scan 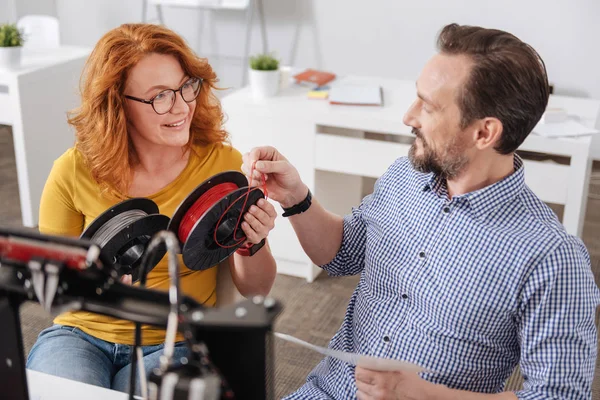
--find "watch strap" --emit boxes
[282,189,312,218]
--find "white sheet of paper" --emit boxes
[328,85,383,106]
[532,119,599,137]
[274,332,426,373]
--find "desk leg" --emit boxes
[10,58,85,228]
[308,265,322,282]
[563,150,592,237]
[9,79,32,227]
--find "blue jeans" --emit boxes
[26,325,190,394]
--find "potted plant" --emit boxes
[0,23,25,69]
[249,53,280,99]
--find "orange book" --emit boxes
[293,69,336,87]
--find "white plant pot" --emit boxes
[249,68,280,100]
[0,46,22,70]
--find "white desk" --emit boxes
[0,46,91,228]
[27,369,134,399]
[222,76,598,282]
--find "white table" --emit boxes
[0,46,91,228]
[222,76,599,282]
[27,369,135,399]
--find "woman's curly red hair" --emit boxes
[69,23,228,197]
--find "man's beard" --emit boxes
[408,128,469,180]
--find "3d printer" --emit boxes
[0,212,280,399]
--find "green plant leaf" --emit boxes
[249,53,280,71]
[0,23,25,47]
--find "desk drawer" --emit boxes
[315,133,411,178]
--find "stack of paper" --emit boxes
[328,85,383,106]
[532,119,599,138]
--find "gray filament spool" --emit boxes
[91,209,149,248]
[80,198,170,281]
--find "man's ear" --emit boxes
[473,117,503,150]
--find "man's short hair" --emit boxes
[437,23,550,154]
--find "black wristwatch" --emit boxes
[282,188,312,217]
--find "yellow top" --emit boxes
[39,143,243,345]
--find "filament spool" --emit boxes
[80,198,170,281]
[168,171,264,271]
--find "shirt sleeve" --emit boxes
[38,151,84,237]
[224,144,243,173]
[320,179,380,277]
[515,238,599,400]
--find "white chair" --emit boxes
[143,0,268,86]
[16,15,60,50]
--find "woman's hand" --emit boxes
[241,198,277,244]
[231,198,278,297]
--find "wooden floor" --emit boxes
[2,124,600,398]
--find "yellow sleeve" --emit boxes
[226,145,243,173]
[38,149,84,237]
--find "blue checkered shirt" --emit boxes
[285,155,599,399]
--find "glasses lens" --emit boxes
[181,78,201,102]
[153,90,175,114]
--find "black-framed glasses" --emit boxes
[124,77,203,115]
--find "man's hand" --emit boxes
[355,367,440,400]
[355,367,519,400]
[242,146,307,208]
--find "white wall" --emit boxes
[311,0,600,99]
[15,0,56,18]
[0,0,17,22]
[42,0,600,98]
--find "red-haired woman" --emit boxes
[26,23,277,393]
